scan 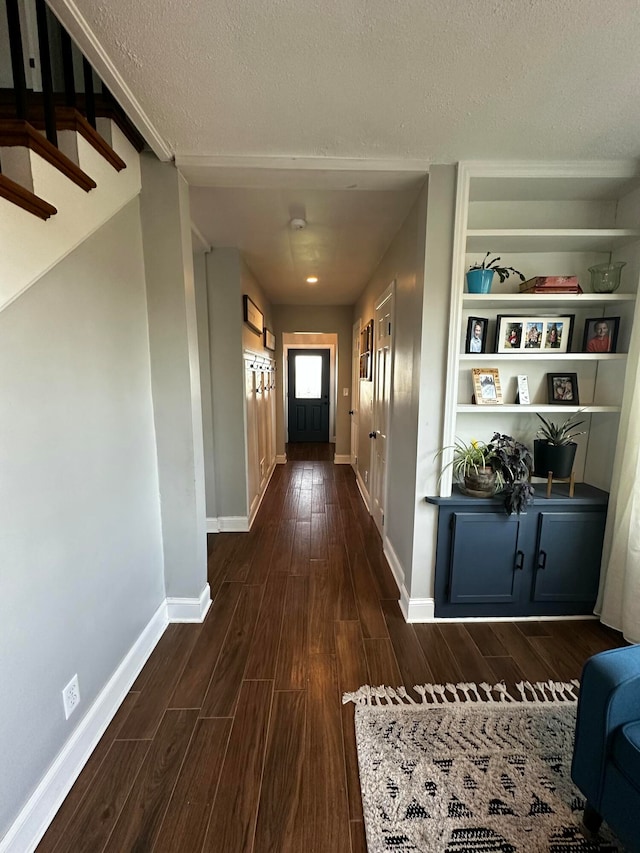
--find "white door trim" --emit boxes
[371,281,396,537]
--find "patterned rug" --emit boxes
[343,681,621,852]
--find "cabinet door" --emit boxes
[449,513,523,604]
[532,511,606,603]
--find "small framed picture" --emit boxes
[495,315,574,353]
[547,372,579,405]
[465,316,488,353]
[243,295,264,336]
[264,328,276,351]
[471,367,503,405]
[516,375,530,405]
[582,317,620,353]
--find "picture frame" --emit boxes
[516,374,530,405]
[359,351,372,380]
[471,367,503,405]
[581,316,620,354]
[465,316,488,354]
[360,319,374,354]
[495,315,574,354]
[264,328,276,351]
[547,372,579,405]
[243,295,264,336]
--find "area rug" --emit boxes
[343,681,621,852]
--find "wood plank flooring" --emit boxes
[37,444,626,852]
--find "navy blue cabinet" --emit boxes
[427,484,608,618]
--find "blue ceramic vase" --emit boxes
[466,268,494,294]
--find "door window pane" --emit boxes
[295,355,322,398]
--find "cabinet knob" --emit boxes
[349,410,354,415]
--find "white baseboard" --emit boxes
[405,596,436,623]
[355,470,371,512]
[383,536,405,598]
[433,614,600,623]
[1,602,169,853]
[333,454,351,464]
[275,454,287,464]
[206,517,220,533]
[166,584,211,623]
[218,516,249,532]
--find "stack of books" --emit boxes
[519,276,582,294]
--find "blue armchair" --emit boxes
[571,643,640,852]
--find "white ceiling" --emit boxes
[51,0,640,305]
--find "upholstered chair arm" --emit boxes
[571,644,640,808]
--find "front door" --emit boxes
[287,349,330,442]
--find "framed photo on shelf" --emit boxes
[547,372,579,405]
[465,316,488,354]
[243,295,264,336]
[495,315,574,354]
[516,374,530,405]
[471,367,503,405]
[263,328,276,351]
[582,316,620,354]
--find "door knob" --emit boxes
[349,410,354,415]
[369,431,377,439]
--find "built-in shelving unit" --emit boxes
[440,161,640,496]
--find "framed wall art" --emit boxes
[243,295,264,336]
[471,367,503,405]
[495,315,574,354]
[465,316,488,354]
[264,328,276,351]
[582,316,620,353]
[547,372,579,405]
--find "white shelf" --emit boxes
[459,353,627,362]
[463,293,636,309]
[456,404,621,414]
[466,229,640,253]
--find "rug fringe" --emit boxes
[342,679,580,706]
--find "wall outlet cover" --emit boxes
[62,674,81,719]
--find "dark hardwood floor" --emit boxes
[37,445,625,852]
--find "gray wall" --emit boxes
[272,304,353,457]
[0,200,165,838]
[140,156,207,599]
[353,180,430,590]
[205,249,273,519]
[194,251,217,519]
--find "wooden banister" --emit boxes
[0,173,57,219]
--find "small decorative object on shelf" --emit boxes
[547,372,579,405]
[465,317,488,353]
[471,367,502,404]
[582,316,620,353]
[466,253,525,294]
[495,315,574,353]
[516,375,530,404]
[588,261,626,293]
[534,411,586,481]
[519,276,582,294]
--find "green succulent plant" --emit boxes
[536,412,586,446]
[469,252,525,284]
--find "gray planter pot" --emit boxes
[533,440,577,479]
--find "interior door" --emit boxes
[287,349,330,442]
[371,286,394,535]
[350,320,360,470]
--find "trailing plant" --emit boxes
[535,411,586,446]
[487,432,535,515]
[469,252,525,284]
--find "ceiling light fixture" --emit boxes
[289,217,307,231]
[306,276,318,284]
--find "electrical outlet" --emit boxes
[62,674,80,719]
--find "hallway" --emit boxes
[36,456,624,852]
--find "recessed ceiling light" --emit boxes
[306,276,318,284]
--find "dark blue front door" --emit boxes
[287,349,330,442]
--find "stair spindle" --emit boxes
[83,58,96,128]
[5,0,28,119]
[34,0,57,145]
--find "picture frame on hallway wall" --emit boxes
[243,295,264,336]
[264,328,276,351]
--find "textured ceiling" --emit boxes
[49,0,640,304]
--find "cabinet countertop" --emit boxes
[426,482,609,507]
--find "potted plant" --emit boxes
[436,438,497,497]
[533,412,586,479]
[467,252,526,294]
[487,432,535,515]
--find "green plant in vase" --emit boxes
[534,412,586,479]
[436,438,497,497]
[487,432,535,515]
[466,252,526,294]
